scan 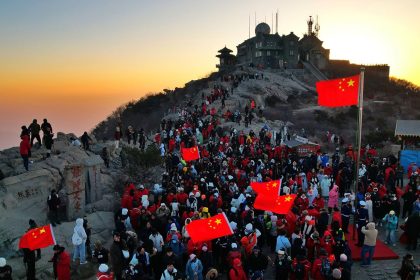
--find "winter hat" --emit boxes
[99,263,109,273]
[231,243,238,249]
[121,208,128,215]
[305,215,312,221]
[229,221,238,231]
[160,203,166,207]
[230,207,237,213]
[389,210,395,215]
[170,223,177,231]
[332,268,342,279]
[340,254,348,262]
[277,250,285,255]
[202,245,208,252]
[245,223,253,234]
[189,254,196,260]
[342,198,349,203]
[359,201,366,206]
[0,258,6,267]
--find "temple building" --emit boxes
[217,17,330,70]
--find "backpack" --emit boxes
[320,258,332,278]
[294,262,305,280]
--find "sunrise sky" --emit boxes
[1,0,419,149]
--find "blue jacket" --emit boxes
[186,258,203,280]
[382,214,398,230]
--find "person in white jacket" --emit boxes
[72,218,88,264]
[161,263,179,280]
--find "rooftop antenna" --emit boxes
[271,13,274,34]
[248,14,250,39]
[276,10,278,33]
[315,15,320,37]
[307,15,313,35]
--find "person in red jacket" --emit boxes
[51,245,71,280]
[229,258,247,280]
[96,263,114,280]
[20,134,31,171]
[291,254,311,280]
[311,249,331,280]
[320,231,335,256]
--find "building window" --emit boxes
[255,51,262,57]
[290,41,294,46]
[255,42,262,48]
[289,50,294,56]
[267,51,271,56]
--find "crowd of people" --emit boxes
[19,118,54,170]
[98,83,420,280]
[6,78,420,280]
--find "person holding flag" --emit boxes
[19,222,56,280]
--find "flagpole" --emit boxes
[353,68,364,241]
[354,68,365,194]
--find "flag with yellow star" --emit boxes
[251,179,282,195]
[316,74,360,107]
[186,213,233,243]
[19,224,56,250]
[181,146,200,161]
[253,194,297,215]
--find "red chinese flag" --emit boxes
[19,224,56,250]
[316,75,359,107]
[181,146,200,161]
[253,194,297,215]
[251,179,282,195]
[186,213,233,243]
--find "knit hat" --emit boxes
[170,223,177,231]
[121,208,128,215]
[389,210,395,215]
[230,207,237,213]
[231,243,238,249]
[332,268,342,279]
[359,201,366,206]
[340,253,348,262]
[342,198,349,203]
[0,258,6,268]
[230,221,237,231]
[189,254,196,260]
[99,263,109,273]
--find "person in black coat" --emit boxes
[23,248,36,280]
[275,250,291,280]
[80,132,92,150]
[199,244,214,276]
[398,254,420,280]
[247,247,268,276]
[47,189,61,226]
[405,212,420,250]
[402,188,416,218]
[0,257,13,280]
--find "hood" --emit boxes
[332,185,338,192]
[75,218,84,227]
[366,222,376,230]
